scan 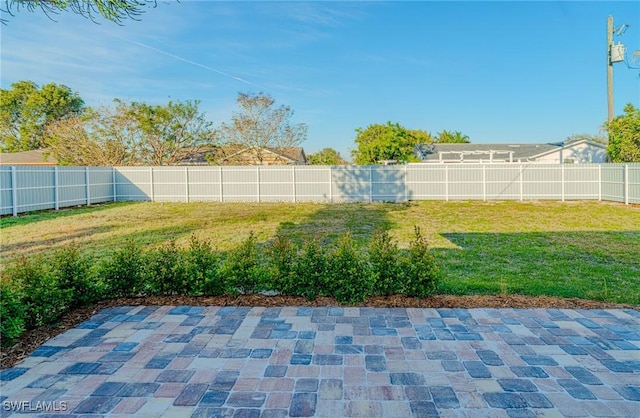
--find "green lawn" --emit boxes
[1,200,639,305]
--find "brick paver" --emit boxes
[0,306,638,417]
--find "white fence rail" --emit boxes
[1,164,639,216]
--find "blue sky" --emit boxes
[1,1,639,159]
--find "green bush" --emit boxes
[400,226,440,297]
[52,243,101,307]
[292,239,328,300]
[186,235,224,296]
[325,233,372,304]
[369,228,404,296]
[7,255,70,328]
[101,240,146,298]
[267,233,297,295]
[145,240,190,296]
[222,232,267,295]
[0,278,25,345]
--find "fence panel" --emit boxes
[564,165,600,200]
[115,167,152,201]
[88,167,117,204]
[187,167,222,201]
[371,166,406,201]
[220,166,259,202]
[294,166,331,201]
[406,165,447,200]
[601,165,625,203]
[486,165,521,200]
[331,167,371,202]
[629,165,640,204]
[58,167,88,207]
[0,167,14,215]
[2,163,639,216]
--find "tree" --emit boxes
[126,99,215,165]
[44,99,215,166]
[217,92,307,164]
[351,122,433,165]
[1,0,157,24]
[307,147,348,165]
[436,130,470,143]
[606,103,640,163]
[44,103,141,166]
[0,81,84,152]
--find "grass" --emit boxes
[1,200,639,305]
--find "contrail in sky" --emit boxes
[132,41,268,90]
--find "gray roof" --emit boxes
[0,149,58,165]
[414,143,562,162]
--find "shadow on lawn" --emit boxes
[434,231,640,306]
[273,202,410,246]
[0,201,137,228]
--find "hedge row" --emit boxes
[0,228,439,345]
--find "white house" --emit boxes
[413,139,608,164]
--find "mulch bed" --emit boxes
[1,294,637,370]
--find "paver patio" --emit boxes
[1,306,639,417]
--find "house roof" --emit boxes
[0,149,58,165]
[414,140,605,162]
[208,145,307,165]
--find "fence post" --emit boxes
[54,166,60,210]
[561,164,565,202]
[292,165,297,202]
[404,165,408,202]
[112,168,117,202]
[369,166,373,202]
[598,165,602,201]
[219,166,224,202]
[11,166,17,216]
[482,164,486,201]
[625,164,629,205]
[85,167,91,206]
[445,165,449,202]
[329,166,333,203]
[185,167,190,203]
[519,165,523,201]
[257,166,261,202]
[149,167,154,202]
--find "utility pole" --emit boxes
[607,15,614,123]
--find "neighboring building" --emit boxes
[187,146,308,166]
[413,140,607,164]
[0,149,58,165]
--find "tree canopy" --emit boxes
[217,92,307,164]
[606,103,640,163]
[45,99,215,166]
[307,147,348,165]
[1,81,85,152]
[351,122,432,165]
[435,130,470,144]
[1,0,157,24]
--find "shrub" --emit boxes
[0,278,25,345]
[6,255,70,328]
[222,232,267,295]
[100,240,146,298]
[292,239,328,300]
[186,235,223,296]
[267,233,297,295]
[145,240,190,296]
[400,226,440,297]
[368,228,404,296]
[325,232,372,304]
[52,243,101,307]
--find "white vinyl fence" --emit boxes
[1,164,639,216]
